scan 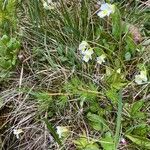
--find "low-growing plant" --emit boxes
[0,35,20,81]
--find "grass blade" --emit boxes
[114,90,123,149]
[43,118,62,146]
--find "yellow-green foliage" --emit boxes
[0,35,20,80]
[0,0,17,33]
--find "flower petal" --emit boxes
[140,71,147,82]
[97,10,108,18]
[100,3,110,11]
[83,55,91,62]
[79,41,89,52]
[97,54,106,64]
[135,75,143,85]
[84,49,93,55]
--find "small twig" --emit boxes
[48,93,71,96]
[78,87,101,95]
[48,87,102,96]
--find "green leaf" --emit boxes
[106,88,118,103]
[0,35,9,44]
[114,90,123,149]
[100,132,114,150]
[130,100,145,119]
[111,7,122,40]
[43,118,62,146]
[84,144,99,150]
[131,100,144,115]
[74,133,99,150]
[125,52,131,61]
[126,134,150,149]
[125,35,136,54]
[87,112,109,131]
[132,124,150,136]
[106,71,126,90]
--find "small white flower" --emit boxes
[82,49,94,62]
[79,41,89,54]
[83,54,92,62]
[97,3,115,18]
[97,54,106,64]
[135,71,148,85]
[13,129,23,139]
[83,48,94,56]
[47,0,52,4]
[56,126,69,138]
[43,2,49,10]
[43,1,54,10]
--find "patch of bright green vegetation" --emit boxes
[0,35,20,81]
[0,0,18,34]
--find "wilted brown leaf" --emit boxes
[129,25,142,44]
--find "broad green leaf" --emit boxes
[100,132,114,150]
[126,134,150,149]
[130,100,145,119]
[132,112,146,119]
[84,144,99,150]
[131,100,144,115]
[87,112,109,131]
[132,124,150,136]
[106,71,126,90]
[106,88,118,103]
[125,35,136,54]
[74,133,98,150]
[111,7,122,40]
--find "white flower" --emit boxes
[78,41,94,63]
[43,2,49,10]
[82,49,94,62]
[47,0,52,4]
[83,48,94,56]
[79,41,89,54]
[43,1,54,10]
[56,126,69,138]
[83,55,92,62]
[97,3,115,18]
[135,71,148,85]
[13,129,23,139]
[97,54,106,64]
